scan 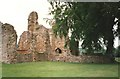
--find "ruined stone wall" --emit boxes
[17,11,51,62]
[17,52,47,63]
[0,22,3,62]
[1,23,17,64]
[17,11,70,62]
[33,25,50,53]
[0,11,113,64]
[48,29,70,59]
[18,31,31,51]
[17,27,50,62]
[28,11,38,33]
[49,55,114,63]
[17,53,33,63]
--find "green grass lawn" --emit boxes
[2,61,119,77]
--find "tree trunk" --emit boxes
[105,16,115,63]
[106,34,114,55]
[70,40,79,56]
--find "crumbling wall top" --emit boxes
[28,11,38,32]
[28,11,38,21]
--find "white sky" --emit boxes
[0,0,52,42]
[0,0,119,47]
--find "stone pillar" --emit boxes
[28,11,39,61]
[30,33,37,61]
[28,11,38,33]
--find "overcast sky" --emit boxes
[0,0,52,42]
[0,0,119,47]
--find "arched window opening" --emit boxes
[55,48,62,54]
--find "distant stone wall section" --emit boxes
[49,55,114,63]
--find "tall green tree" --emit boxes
[49,2,120,56]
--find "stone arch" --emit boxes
[55,48,62,54]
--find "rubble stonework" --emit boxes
[49,55,114,63]
[48,29,70,58]
[1,23,17,63]
[28,11,39,33]
[0,22,3,62]
[17,11,51,62]
[17,11,70,62]
[17,31,31,51]
[0,11,114,64]
[17,11,69,62]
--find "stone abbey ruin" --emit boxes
[0,11,113,64]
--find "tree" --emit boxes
[49,2,120,56]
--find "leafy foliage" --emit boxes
[49,2,120,55]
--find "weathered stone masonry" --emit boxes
[1,23,17,63]
[0,11,114,64]
[16,11,70,63]
[0,22,3,62]
[17,11,51,62]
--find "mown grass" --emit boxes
[2,61,119,77]
[0,63,2,78]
